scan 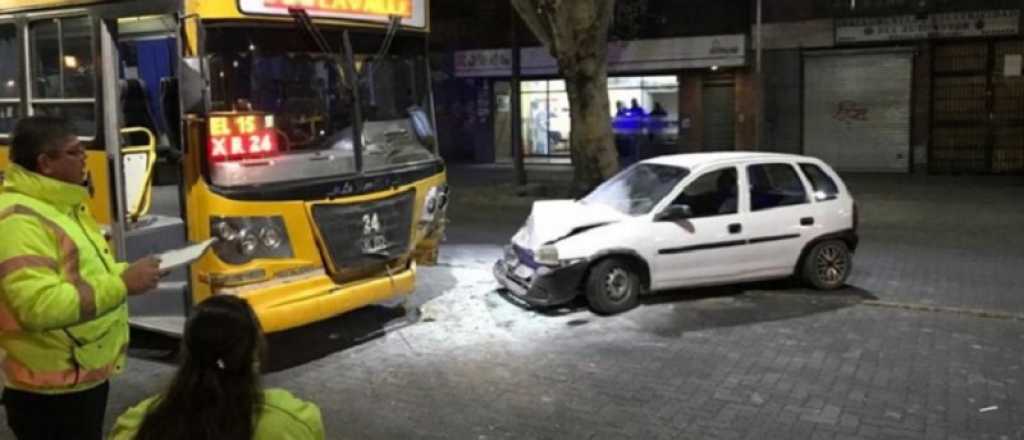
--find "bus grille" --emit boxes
[311,191,414,277]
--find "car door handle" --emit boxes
[728,223,742,234]
[801,217,815,226]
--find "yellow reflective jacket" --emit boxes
[0,164,130,394]
[109,388,325,440]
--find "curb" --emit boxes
[861,300,1024,322]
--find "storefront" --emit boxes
[449,34,749,164]
[755,8,1022,174]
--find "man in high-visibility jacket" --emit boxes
[0,116,162,440]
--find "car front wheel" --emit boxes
[802,239,852,290]
[585,258,641,314]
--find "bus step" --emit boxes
[129,315,186,337]
[124,215,186,261]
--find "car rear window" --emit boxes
[799,163,840,201]
[748,163,809,211]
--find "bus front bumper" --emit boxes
[216,263,417,333]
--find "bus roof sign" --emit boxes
[239,0,426,28]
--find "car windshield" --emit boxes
[582,163,690,216]
[205,26,437,185]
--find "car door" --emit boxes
[742,162,818,278]
[650,166,750,289]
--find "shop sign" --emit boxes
[453,34,746,78]
[454,49,513,77]
[836,9,1019,44]
[239,0,426,28]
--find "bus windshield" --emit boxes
[205,26,437,187]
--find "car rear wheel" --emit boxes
[802,239,852,290]
[585,258,641,314]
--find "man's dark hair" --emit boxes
[10,116,77,172]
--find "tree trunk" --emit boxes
[510,0,620,195]
[565,71,618,194]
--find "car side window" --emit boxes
[672,168,738,218]
[747,163,808,211]
[799,163,840,201]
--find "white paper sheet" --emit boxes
[158,239,216,271]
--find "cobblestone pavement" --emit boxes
[2,172,1023,439]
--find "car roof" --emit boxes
[641,151,819,171]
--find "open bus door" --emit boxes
[94,5,191,336]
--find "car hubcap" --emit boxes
[605,268,631,301]
[816,244,848,285]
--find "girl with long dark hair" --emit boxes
[109,296,324,440]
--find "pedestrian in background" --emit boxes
[0,116,162,440]
[110,295,324,440]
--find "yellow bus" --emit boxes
[0,0,447,334]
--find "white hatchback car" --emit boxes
[494,152,858,314]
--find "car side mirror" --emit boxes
[655,204,693,221]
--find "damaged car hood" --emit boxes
[512,200,626,249]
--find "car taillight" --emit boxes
[207,113,279,163]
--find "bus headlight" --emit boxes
[239,230,260,257]
[420,184,449,225]
[214,221,239,242]
[259,226,284,249]
[211,216,292,264]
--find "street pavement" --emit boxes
[2,168,1024,439]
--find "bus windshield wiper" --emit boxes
[288,8,364,172]
[288,8,350,90]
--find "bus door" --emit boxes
[96,7,191,335]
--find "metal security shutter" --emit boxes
[804,49,913,172]
[703,74,735,150]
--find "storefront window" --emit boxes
[519,75,680,158]
[521,80,571,156]
[610,75,680,152]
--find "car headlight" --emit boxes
[535,245,560,266]
[210,216,293,264]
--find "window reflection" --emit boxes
[62,17,94,98]
[0,24,18,99]
[0,103,19,134]
[27,17,96,138]
[34,104,95,137]
[583,163,690,216]
[30,19,60,99]
[0,24,19,136]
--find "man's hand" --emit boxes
[121,256,162,295]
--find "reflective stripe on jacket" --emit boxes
[0,164,130,394]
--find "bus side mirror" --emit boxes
[408,105,436,148]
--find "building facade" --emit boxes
[431,0,1024,174]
